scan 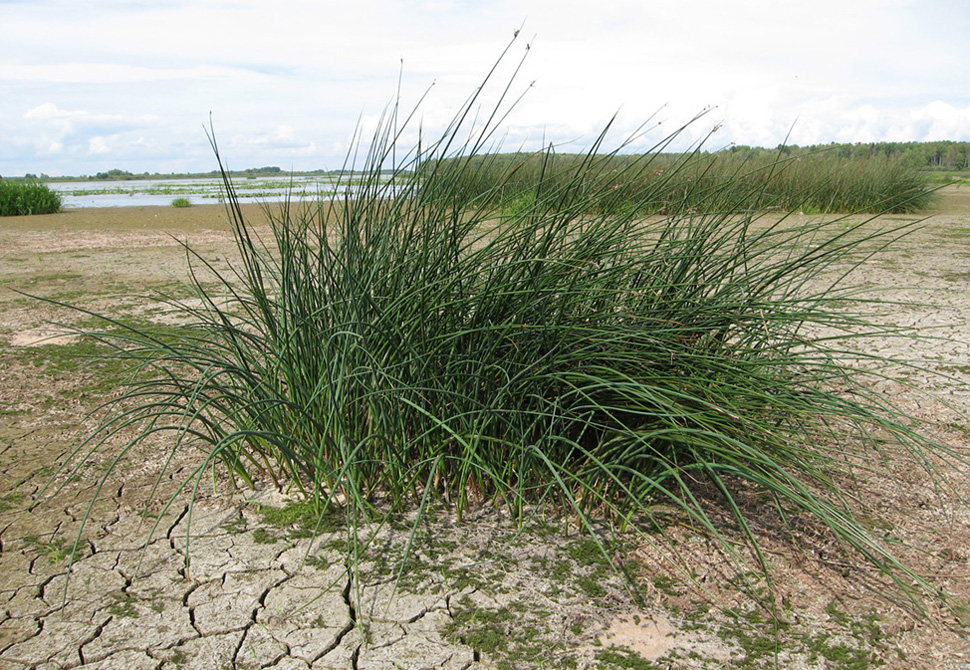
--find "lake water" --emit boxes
[49,175,348,208]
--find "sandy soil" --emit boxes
[1,191,970,669]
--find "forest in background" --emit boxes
[726,139,970,171]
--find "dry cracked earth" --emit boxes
[2,190,970,669]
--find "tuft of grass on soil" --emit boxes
[171,197,192,208]
[21,535,71,565]
[36,36,968,616]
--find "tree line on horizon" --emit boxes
[6,140,970,182]
[726,139,970,171]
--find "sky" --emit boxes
[2,0,969,177]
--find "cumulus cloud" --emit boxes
[22,103,160,140]
[776,100,970,148]
[241,125,315,151]
[88,137,111,154]
[23,102,86,121]
[909,100,970,140]
[2,0,968,175]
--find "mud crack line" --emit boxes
[312,567,357,664]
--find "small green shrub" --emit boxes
[171,197,192,208]
[0,180,61,216]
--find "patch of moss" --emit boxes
[705,600,885,670]
[528,517,565,538]
[444,594,564,669]
[0,492,24,514]
[445,597,513,655]
[21,337,117,373]
[220,515,248,534]
[31,464,57,479]
[576,575,607,598]
[938,363,970,376]
[718,621,780,666]
[169,649,188,667]
[825,599,852,627]
[440,557,510,594]
[566,537,611,570]
[363,542,438,592]
[812,638,875,670]
[12,336,139,402]
[258,499,340,537]
[251,528,279,544]
[306,554,331,571]
[107,593,140,619]
[595,648,660,669]
[651,574,680,597]
[22,535,71,565]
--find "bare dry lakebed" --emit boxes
[3,188,970,669]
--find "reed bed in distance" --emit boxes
[429,147,932,218]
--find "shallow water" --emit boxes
[49,175,344,208]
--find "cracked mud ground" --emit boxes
[2,192,970,669]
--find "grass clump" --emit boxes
[43,39,965,611]
[0,179,61,215]
[171,196,193,207]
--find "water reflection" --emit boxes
[49,175,347,209]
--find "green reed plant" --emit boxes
[43,41,963,609]
[0,179,61,215]
[171,197,193,208]
[745,152,934,213]
[430,146,932,216]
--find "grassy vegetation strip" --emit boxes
[0,179,61,216]
[426,149,932,216]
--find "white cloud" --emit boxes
[23,102,86,121]
[1,0,968,175]
[2,63,247,84]
[22,103,160,138]
[22,102,119,141]
[837,105,884,144]
[910,101,970,140]
[88,137,111,154]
